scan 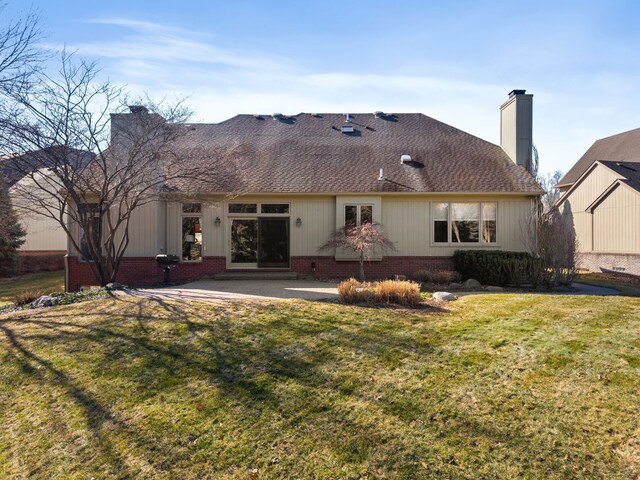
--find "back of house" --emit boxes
[67,90,542,290]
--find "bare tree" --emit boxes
[319,223,397,281]
[0,3,42,94]
[2,53,214,286]
[537,170,564,212]
[524,205,580,288]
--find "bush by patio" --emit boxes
[338,278,422,306]
[453,250,539,287]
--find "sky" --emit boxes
[11,0,640,175]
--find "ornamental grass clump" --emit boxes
[12,289,44,306]
[337,278,373,304]
[374,279,422,306]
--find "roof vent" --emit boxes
[374,111,385,118]
[340,125,354,133]
[272,113,284,120]
[378,168,385,181]
[345,113,352,123]
[400,154,412,164]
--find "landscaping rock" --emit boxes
[33,295,57,308]
[463,278,482,289]
[433,291,457,301]
[448,282,463,290]
[105,282,123,291]
[485,285,504,292]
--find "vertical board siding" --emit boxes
[383,197,534,256]
[18,214,67,251]
[560,164,626,253]
[593,186,640,253]
[122,201,162,256]
[291,197,335,256]
[116,195,537,259]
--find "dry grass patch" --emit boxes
[1,294,640,479]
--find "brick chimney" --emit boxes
[500,89,533,173]
[109,106,166,162]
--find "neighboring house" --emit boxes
[67,90,542,290]
[2,147,93,273]
[556,128,640,275]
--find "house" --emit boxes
[66,90,542,290]
[2,147,94,273]
[556,128,640,275]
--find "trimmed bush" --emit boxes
[453,250,540,287]
[374,280,422,306]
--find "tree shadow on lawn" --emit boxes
[0,296,619,478]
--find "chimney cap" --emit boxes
[129,105,148,114]
[508,89,527,97]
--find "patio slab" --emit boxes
[129,279,340,302]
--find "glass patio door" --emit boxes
[231,219,258,267]
[258,218,290,268]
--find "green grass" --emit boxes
[1,294,640,479]
[0,270,65,307]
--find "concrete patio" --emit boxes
[129,279,341,302]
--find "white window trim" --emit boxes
[227,202,291,216]
[431,202,499,246]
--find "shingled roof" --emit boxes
[558,127,640,188]
[1,147,95,187]
[599,160,640,194]
[165,113,542,195]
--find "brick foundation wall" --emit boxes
[18,251,66,273]
[67,255,456,291]
[579,252,640,276]
[67,256,227,291]
[291,256,454,279]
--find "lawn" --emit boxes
[0,270,65,307]
[1,294,639,479]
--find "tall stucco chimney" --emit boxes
[500,89,533,172]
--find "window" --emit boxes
[433,202,497,244]
[261,204,289,214]
[229,203,257,214]
[433,203,448,243]
[78,203,100,261]
[228,203,290,215]
[451,203,479,243]
[182,203,202,214]
[182,203,202,261]
[345,205,372,227]
[482,203,497,243]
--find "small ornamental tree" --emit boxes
[319,222,396,281]
[0,173,25,275]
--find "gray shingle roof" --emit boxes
[599,160,640,193]
[165,113,542,195]
[559,127,640,187]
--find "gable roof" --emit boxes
[164,113,542,195]
[558,127,640,188]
